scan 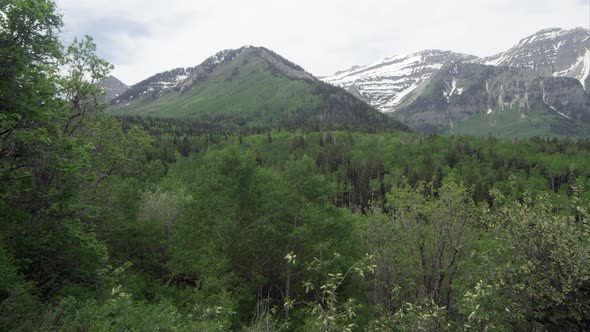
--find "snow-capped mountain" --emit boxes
[391,28,590,137]
[477,28,590,89]
[113,47,258,103]
[108,45,406,131]
[325,27,590,115]
[113,67,194,103]
[323,50,477,113]
[112,46,315,104]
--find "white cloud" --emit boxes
[56,0,589,85]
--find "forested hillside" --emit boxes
[107,46,407,133]
[1,1,589,331]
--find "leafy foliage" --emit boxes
[1,1,590,330]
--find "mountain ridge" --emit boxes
[96,76,128,102]
[102,27,590,137]
[322,26,590,137]
[323,50,477,113]
[394,61,590,137]
[476,27,590,89]
[324,27,590,114]
[108,45,409,132]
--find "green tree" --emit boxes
[0,246,42,331]
[477,187,590,329]
[364,179,476,317]
[0,0,133,306]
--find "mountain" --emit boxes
[321,27,590,137]
[323,50,477,113]
[324,27,590,115]
[96,76,128,102]
[391,27,590,137]
[110,46,408,132]
[395,62,590,137]
[477,28,590,90]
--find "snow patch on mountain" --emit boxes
[444,78,458,102]
[323,50,476,112]
[579,49,590,89]
[478,28,590,87]
[325,28,589,115]
[542,86,572,120]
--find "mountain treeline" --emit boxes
[1,1,589,331]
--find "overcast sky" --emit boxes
[57,0,589,85]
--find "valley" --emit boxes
[2,0,590,330]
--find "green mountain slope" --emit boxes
[111,47,408,132]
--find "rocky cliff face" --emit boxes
[322,27,590,137]
[323,50,477,113]
[96,76,128,102]
[395,62,590,136]
[477,28,590,90]
[324,28,590,123]
[324,28,590,135]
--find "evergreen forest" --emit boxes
[1,1,589,331]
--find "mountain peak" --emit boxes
[322,27,590,137]
[534,27,563,35]
[515,27,570,46]
[108,46,406,132]
[478,27,590,86]
[531,27,589,36]
[515,27,590,48]
[110,46,317,104]
[96,76,128,101]
[323,49,476,112]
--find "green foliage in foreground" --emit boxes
[1,1,590,331]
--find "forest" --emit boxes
[1,1,589,331]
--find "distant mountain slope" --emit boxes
[394,62,590,137]
[324,27,590,114]
[323,50,477,113]
[476,28,590,89]
[96,76,128,102]
[110,46,408,132]
[320,27,590,137]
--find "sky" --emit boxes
[56,0,590,85]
